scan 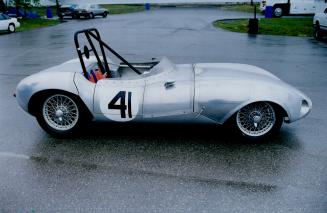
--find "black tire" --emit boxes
[89,13,94,19]
[314,23,323,40]
[273,6,283,18]
[103,12,108,18]
[35,92,90,137]
[232,102,283,140]
[8,24,15,33]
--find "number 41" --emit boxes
[108,91,132,118]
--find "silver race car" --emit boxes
[15,29,312,139]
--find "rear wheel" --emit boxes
[35,93,88,137]
[103,12,108,18]
[273,6,283,17]
[89,13,94,19]
[8,24,15,33]
[234,102,283,140]
[314,22,323,40]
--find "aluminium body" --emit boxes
[15,28,312,139]
[16,57,311,125]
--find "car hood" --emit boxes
[194,63,280,82]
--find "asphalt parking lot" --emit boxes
[0,7,327,212]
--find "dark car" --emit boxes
[58,4,78,19]
[72,4,108,19]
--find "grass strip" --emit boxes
[214,18,313,37]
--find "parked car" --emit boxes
[72,4,108,19]
[0,13,20,33]
[15,29,312,140]
[260,0,316,17]
[58,4,78,19]
[314,7,327,40]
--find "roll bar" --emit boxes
[74,28,142,78]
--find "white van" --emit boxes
[313,0,327,40]
[260,0,316,17]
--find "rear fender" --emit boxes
[16,72,78,113]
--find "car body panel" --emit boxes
[16,71,78,112]
[73,72,95,115]
[143,64,194,118]
[94,78,145,122]
[193,63,311,124]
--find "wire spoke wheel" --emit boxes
[236,102,276,137]
[42,94,79,131]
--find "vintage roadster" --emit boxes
[15,29,312,139]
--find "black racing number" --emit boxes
[108,91,132,118]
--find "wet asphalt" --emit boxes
[0,7,327,212]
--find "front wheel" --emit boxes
[103,12,108,18]
[235,102,283,140]
[36,93,87,137]
[8,24,15,33]
[89,13,94,19]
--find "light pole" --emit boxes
[248,2,258,34]
[55,0,60,18]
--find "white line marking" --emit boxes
[0,152,30,160]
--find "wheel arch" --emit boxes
[28,89,93,120]
[222,100,290,124]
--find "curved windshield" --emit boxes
[143,57,176,77]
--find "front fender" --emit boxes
[221,83,312,124]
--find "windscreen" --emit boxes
[146,57,176,76]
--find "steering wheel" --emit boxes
[96,62,110,78]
